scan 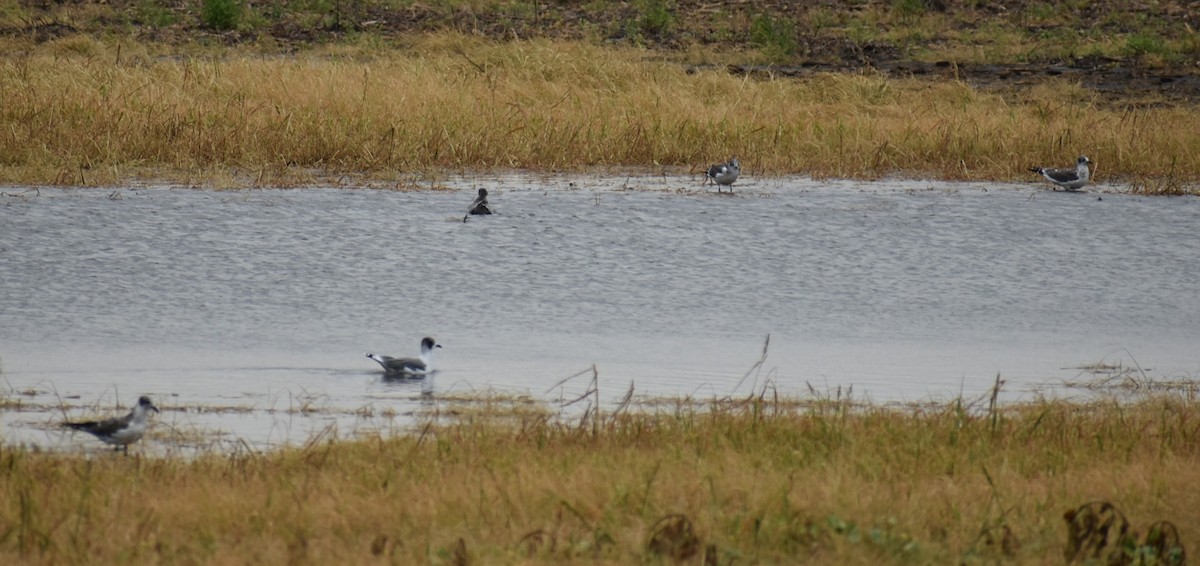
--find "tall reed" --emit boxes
[2,35,1198,188]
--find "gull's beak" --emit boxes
[150,404,160,414]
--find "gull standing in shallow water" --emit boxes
[63,396,159,453]
[366,337,441,376]
[1029,155,1093,191]
[463,188,492,222]
[706,157,741,192]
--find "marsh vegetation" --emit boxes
[2,2,1198,558]
[1,390,1196,564]
[0,1,1198,191]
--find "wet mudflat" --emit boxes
[1,174,1198,454]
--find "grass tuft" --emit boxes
[1126,33,1168,57]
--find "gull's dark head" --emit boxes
[138,396,160,413]
[421,337,443,351]
[478,188,488,197]
[1078,155,1092,165]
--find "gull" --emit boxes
[63,396,159,453]
[1029,155,1093,191]
[463,188,493,222]
[366,336,442,376]
[706,157,741,192]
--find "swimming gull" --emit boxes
[463,188,493,222]
[367,336,442,376]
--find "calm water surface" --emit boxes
[2,175,1198,453]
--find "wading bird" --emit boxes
[64,396,159,453]
[1029,155,1092,191]
[706,157,741,192]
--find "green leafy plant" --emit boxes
[750,13,797,62]
[136,0,179,28]
[892,0,927,21]
[202,0,242,31]
[1125,33,1167,57]
[636,0,674,38]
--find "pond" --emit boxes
[2,174,1198,454]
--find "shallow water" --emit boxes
[2,175,1198,453]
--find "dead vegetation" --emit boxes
[1,389,1198,564]
[1,35,1198,190]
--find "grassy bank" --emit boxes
[2,35,1198,192]
[1,394,1197,564]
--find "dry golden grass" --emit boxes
[1,393,1197,564]
[1,34,1198,190]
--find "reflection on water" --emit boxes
[2,175,1198,453]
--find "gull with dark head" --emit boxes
[367,336,442,376]
[63,396,159,453]
[463,188,493,222]
[1029,155,1093,191]
[706,157,741,192]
